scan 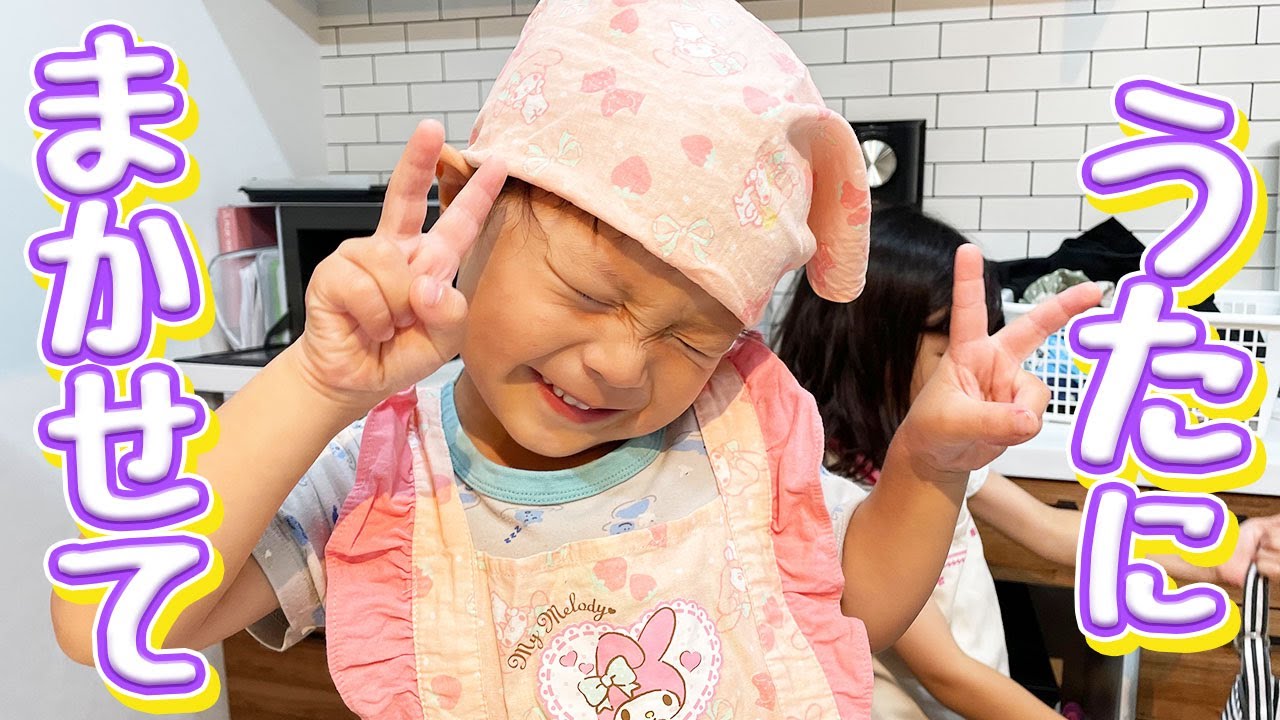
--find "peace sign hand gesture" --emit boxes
[292,120,507,414]
[897,244,1103,479]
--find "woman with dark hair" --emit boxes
[776,205,1280,720]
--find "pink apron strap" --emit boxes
[726,335,874,719]
[324,386,423,720]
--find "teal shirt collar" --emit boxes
[440,380,663,506]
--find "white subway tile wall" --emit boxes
[378,111,444,143]
[740,0,803,32]
[845,24,942,62]
[934,161,1033,195]
[317,0,1280,292]
[844,94,940,125]
[1040,12,1147,52]
[370,0,440,23]
[988,52,1091,89]
[320,28,339,57]
[940,18,1040,56]
[374,53,443,83]
[406,19,476,51]
[937,90,1037,126]
[776,29,846,64]
[809,62,891,96]
[337,24,407,55]
[1031,160,1084,195]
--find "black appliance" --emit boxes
[178,184,440,368]
[847,119,926,209]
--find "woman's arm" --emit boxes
[841,439,967,652]
[967,470,1280,586]
[894,601,1061,720]
[966,471,1078,567]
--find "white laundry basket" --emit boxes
[1003,290,1280,434]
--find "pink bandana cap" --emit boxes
[460,0,871,326]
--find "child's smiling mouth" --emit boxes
[532,370,624,423]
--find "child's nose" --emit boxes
[581,331,647,391]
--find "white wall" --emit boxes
[1,1,324,717]
[314,0,1280,303]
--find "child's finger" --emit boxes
[948,244,989,347]
[410,276,469,349]
[1010,370,1051,423]
[338,238,417,328]
[993,282,1103,362]
[377,120,446,239]
[339,270,397,343]
[971,395,1042,447]
[411,157,508,278]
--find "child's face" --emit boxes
[454,186,744,469]
[909,331,949,406]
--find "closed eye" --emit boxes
[574,288,609,309]
[676,336,713,358]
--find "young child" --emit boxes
[776,205,1280,720]
[50,3,1099,718]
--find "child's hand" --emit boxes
[1217,515,1280,587]
[898,244,1102,478]
[292,120,507,413]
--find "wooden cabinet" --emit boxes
[223,631,355,720]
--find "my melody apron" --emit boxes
[323,338,874,720]
[869,495,1008,720]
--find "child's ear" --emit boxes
[435,143,475,210]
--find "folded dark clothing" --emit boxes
[995,217,1218,313]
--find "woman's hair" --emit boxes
[773,205,1004,478]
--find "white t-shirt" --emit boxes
[850,466,1011,720]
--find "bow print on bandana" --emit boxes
[523,131,584,176]
[581,67,645,117]
[653,215,713,262]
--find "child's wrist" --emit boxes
[886,423,968,486]
[276,342,378,426]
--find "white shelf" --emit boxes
[176,361,264,395]
[993,419,1280,497]
[175,358,464,395]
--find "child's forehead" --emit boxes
[532,215,743,334]
[529,191,675,277]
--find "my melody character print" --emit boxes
[539,603,722,720]
[653,19,746,77]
